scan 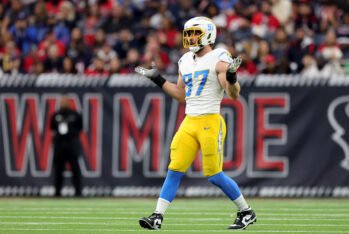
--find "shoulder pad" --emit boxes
[218,50,233,64]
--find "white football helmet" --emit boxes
[183,16,217,53]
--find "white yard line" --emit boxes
[3,213,349,219]
[1,221,349,227]
[0,207,348,212]
[1,211,349,217]
[2,202,349,209]
[0,228,348,233]
[0,216,348,221]
[1,208,349,213]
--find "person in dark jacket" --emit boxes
[50,95,83,197]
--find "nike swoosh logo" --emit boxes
[243,215,254,224]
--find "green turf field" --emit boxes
[0,198,348,233]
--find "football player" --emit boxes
[135,16,256,230]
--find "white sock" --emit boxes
[233,195,249,211]
[154,198,170,214]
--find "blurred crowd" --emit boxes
[0,0,349,77]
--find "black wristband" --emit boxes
[226,71,237,84]
[152,74,167,88]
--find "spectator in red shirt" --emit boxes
[38,30,65,60]
[251,1,280,38]
[156,16,181,49]
[261,54,278,74]
[45,0,64,15]
[23,46,41,73]
[141,35,170,72]
[237,50,258,75]
[80,3,103,47]
[84,57,109,76]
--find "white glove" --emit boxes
[134,62,166,88]
[227,56,242,73]
[135,62,160,80]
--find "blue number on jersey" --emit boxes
[183,69,209,97]
[195,70,209,96]
[182,73,193,97]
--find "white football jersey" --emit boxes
[178,48,232,116]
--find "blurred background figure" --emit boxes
[301,54,319,78]
[0,0,348,76]
[0,40,21,74]
[50,95,83,197]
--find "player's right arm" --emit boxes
[162,73,186,102]
[135,63,186,103]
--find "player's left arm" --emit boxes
[216,58,241,100]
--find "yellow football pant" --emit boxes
[168,114,226,177]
